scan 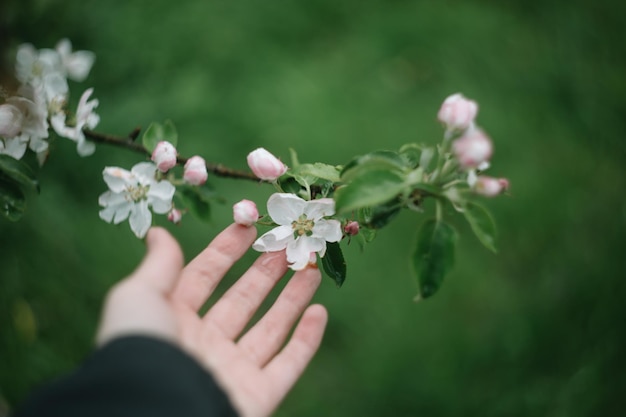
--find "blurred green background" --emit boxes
[1,0,625,415]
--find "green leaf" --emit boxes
[289,148,300,167]
[322,241,347,287]
[334,169,406,214]
[412,219,457,300]
[295,163,341,183]
[341,151,408,184]
[0,155,39,193]
[177,187,211,222]
[141,120,178,151]
[398,143,423,169]
[142,122,163,153]
[0,177,26,221]
[463,202,497,253]
[162,120,178,147]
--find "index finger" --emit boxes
[171,223,257,311]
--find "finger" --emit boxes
[130,227,184,293]
[262,304,327,406]
[237,266,321,366]
[172,224,257,311]
[202,251,289,339]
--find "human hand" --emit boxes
[96,224,328,417]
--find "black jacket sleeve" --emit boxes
[13,336,239,417]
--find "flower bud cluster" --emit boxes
[1,39,98,162]
[438,93,509,198]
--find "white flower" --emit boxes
[15,44,62,85]
[252,193,342,270]
[55,39,95,82]
[98,162,175,238]
[51,88,99,156]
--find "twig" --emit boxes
[83,128,260,182]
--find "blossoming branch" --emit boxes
[0,39,509,300]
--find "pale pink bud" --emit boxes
[344,221,360,236]
[167,208,182,224]
[247,148,288,181]
[452,129,493,169]
[183,156,208,185]
[437,93,478,131]
[233,199,259,227]
[0,103,24,139]
[151,141,177,172]
[474,176,507,197]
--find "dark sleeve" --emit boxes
[13,336,239,417]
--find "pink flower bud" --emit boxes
[437,93,478,131]
[0,103,24,139]
[233,199,259,227]
[151,141,177,172]
[247,148,288,181]
[344,221,360,236]
[183,156,208,185]
[474,176,507,197]
[452,129,493,169]
[167,208,182,224]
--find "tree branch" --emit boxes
[83,128,260,181]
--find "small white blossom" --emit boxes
[98,162,175,238]
[0,136,29,160]
[252,193,342,270]
[55,39,95,82]
[51,88,99,156]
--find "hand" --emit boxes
[96,224,328,417]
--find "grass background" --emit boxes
[1,0,625,415]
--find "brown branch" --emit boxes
[83,128,260,182]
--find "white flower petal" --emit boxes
[148,180,175,202]
[312,219,342,243]
[66,51,95,82]
[267,193,306,225]
[131,162,157,184]
[103,167,134,193]
[99,206,116,223]
[129,200,152,238]
[98,190,127,207]
[0,137,28,160]
[286,236,325,270]
[252,225,294,252]
[112,202,133,224]
[76,136,95,156]
[304,198,335,220]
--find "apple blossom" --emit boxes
[50,88,99,156]
[0,103,24,139]
[437,93,478,132]
[98,162,175,238]
[151,141,177,172]
[55,38,95,82]
[452,128,493,169]
[247,148,288,181]
[183,156,208,185]
[252,193,342,270]
[0,136,29,160]
[474,176,509,197]
[344,221,360,236]
[233,199,259,227]
[168,208,183,224]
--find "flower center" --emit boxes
[292,214,315,237]
[126,184,149,202]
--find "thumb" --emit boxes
[131,227,184,293]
